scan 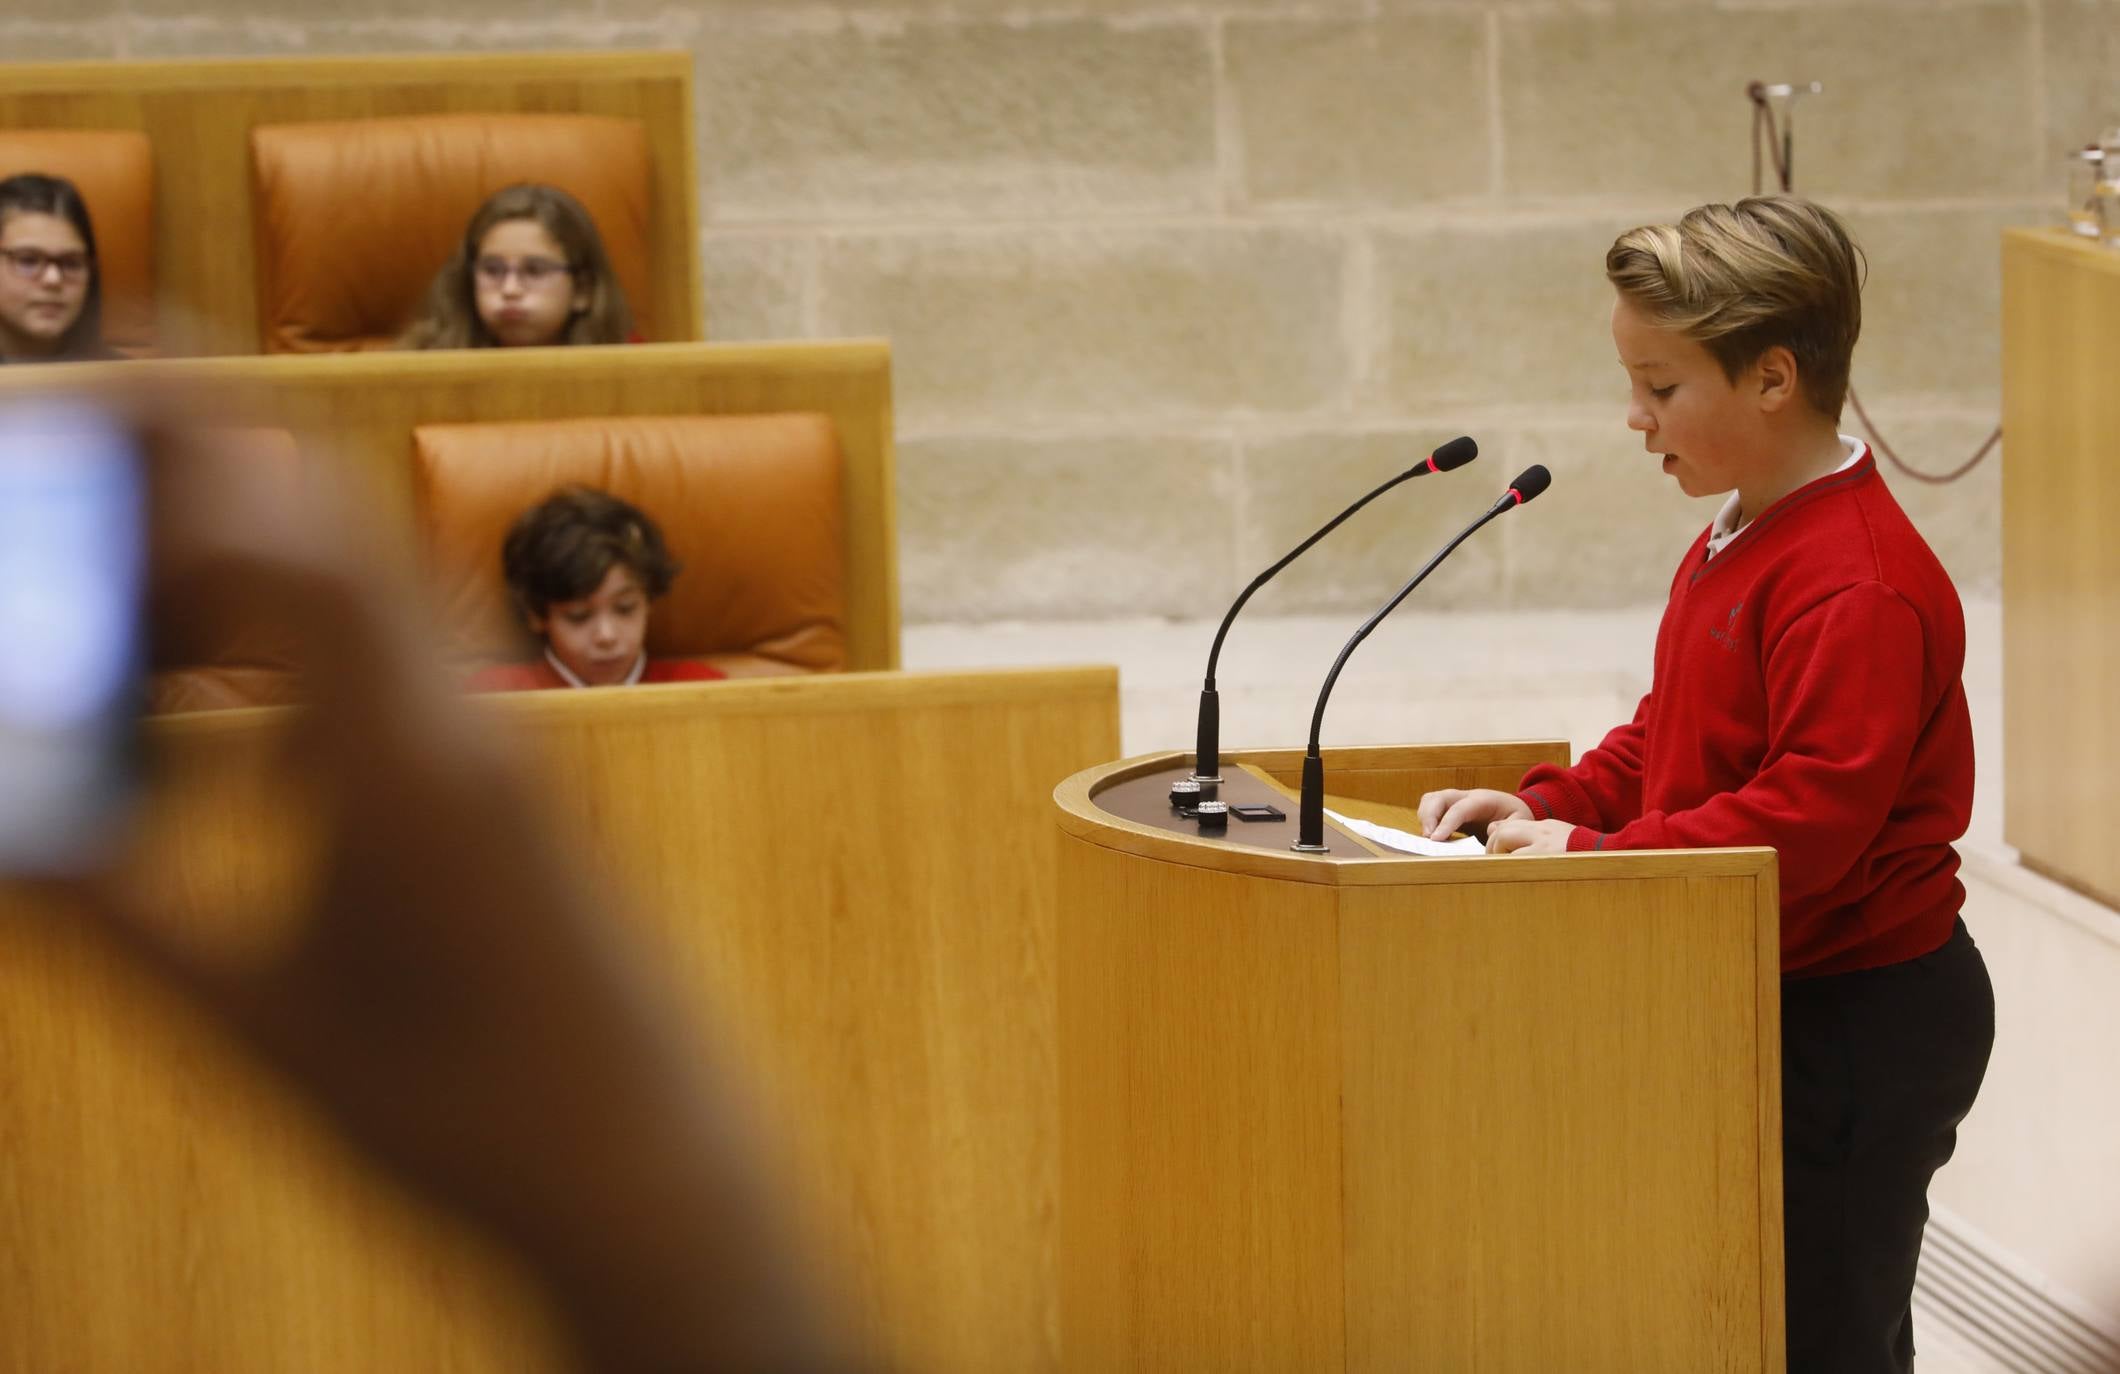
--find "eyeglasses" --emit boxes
[473,256,573,288]
[2,248,92,282]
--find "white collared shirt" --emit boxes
[544,647,647,688]
[1704,434,1868,561]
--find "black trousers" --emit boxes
[1781,918,1994,1374]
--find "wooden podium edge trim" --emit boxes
[145,664,1122,738]
[1750,846,1788,1373]
[1053,748,1779,889]
[2002,225,2120,280]
[0,50,696,94]
[0,339,894,392]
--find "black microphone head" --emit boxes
[1505,464,1552,507]
[1427,435,1478,473]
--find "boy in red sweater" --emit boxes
[1417,197,1992,1374]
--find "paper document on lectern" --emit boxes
[1323,809,1484,857]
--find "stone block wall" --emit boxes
[15,0,2112,619]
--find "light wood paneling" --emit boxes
[0,341,902,671]
[1059,837,1348,1371]
[1337,876,1775,1372]
[1055,747,1786,1372]
[0,666,1120,1372]
[0,711,561,1373]
[0,51,701,355]
[2001,229,2120,907]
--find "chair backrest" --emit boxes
[412,413,848,678]
[250,113,653,354]
[147,427,303,713]
[0,51,702,356]
[0,129,155,353]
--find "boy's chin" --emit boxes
[1666,468,1726,501]
[554,655,635,687]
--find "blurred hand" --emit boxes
[38,407,839,1372]
[1415,787,1532,842]
[1485,818,1577,856]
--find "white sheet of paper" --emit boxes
[1325,808,1485,857]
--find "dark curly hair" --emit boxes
[500,485,682,622]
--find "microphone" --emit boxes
[1291,464,1552,852]
[1185,436,1477,800]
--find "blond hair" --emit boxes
[1606,196,1864,419]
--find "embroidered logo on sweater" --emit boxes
[1708,601,1744,652]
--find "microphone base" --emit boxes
[1288,842,1330,854]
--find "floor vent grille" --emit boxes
[1912,1209,2120,1374]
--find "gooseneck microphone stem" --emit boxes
[1304,508,1503,758]
[1203,468,1424,688]
[1194,468,1420,779]
[1291,509,1501,851]
[1294,466,1550,852]
[1195,436,1478,783]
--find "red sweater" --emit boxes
[465,658,726,693]
[1515,452,1972,978]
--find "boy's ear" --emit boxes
[1753,345,1801,412]
[522,606,548,637]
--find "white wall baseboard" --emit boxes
[1913,1207,2120,1373]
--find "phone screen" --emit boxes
[0,399,145,874]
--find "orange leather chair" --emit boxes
[249,113,653,354]
[0,129,155,354]
[412,414,848,680]
[147,428,304,714]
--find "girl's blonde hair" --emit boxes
[401,182,633,350]
[1606,196,1864,419]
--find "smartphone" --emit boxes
[0,398,146,874]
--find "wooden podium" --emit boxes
[2002,227,2120,907]
[1053,744,1785,1373]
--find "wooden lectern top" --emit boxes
[1057,746,1778,889]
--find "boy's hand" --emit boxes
[1485,818,1576,855]
[1416,787,1533,842]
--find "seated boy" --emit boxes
[1417,197,1993,1373]
[466,485,726,692]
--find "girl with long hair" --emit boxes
[402,183,633,350]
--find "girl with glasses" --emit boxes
[0,173,112,365]
[402,183,634,350]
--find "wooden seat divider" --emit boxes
[0,340,900,677]
[0,666,1123,1373]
